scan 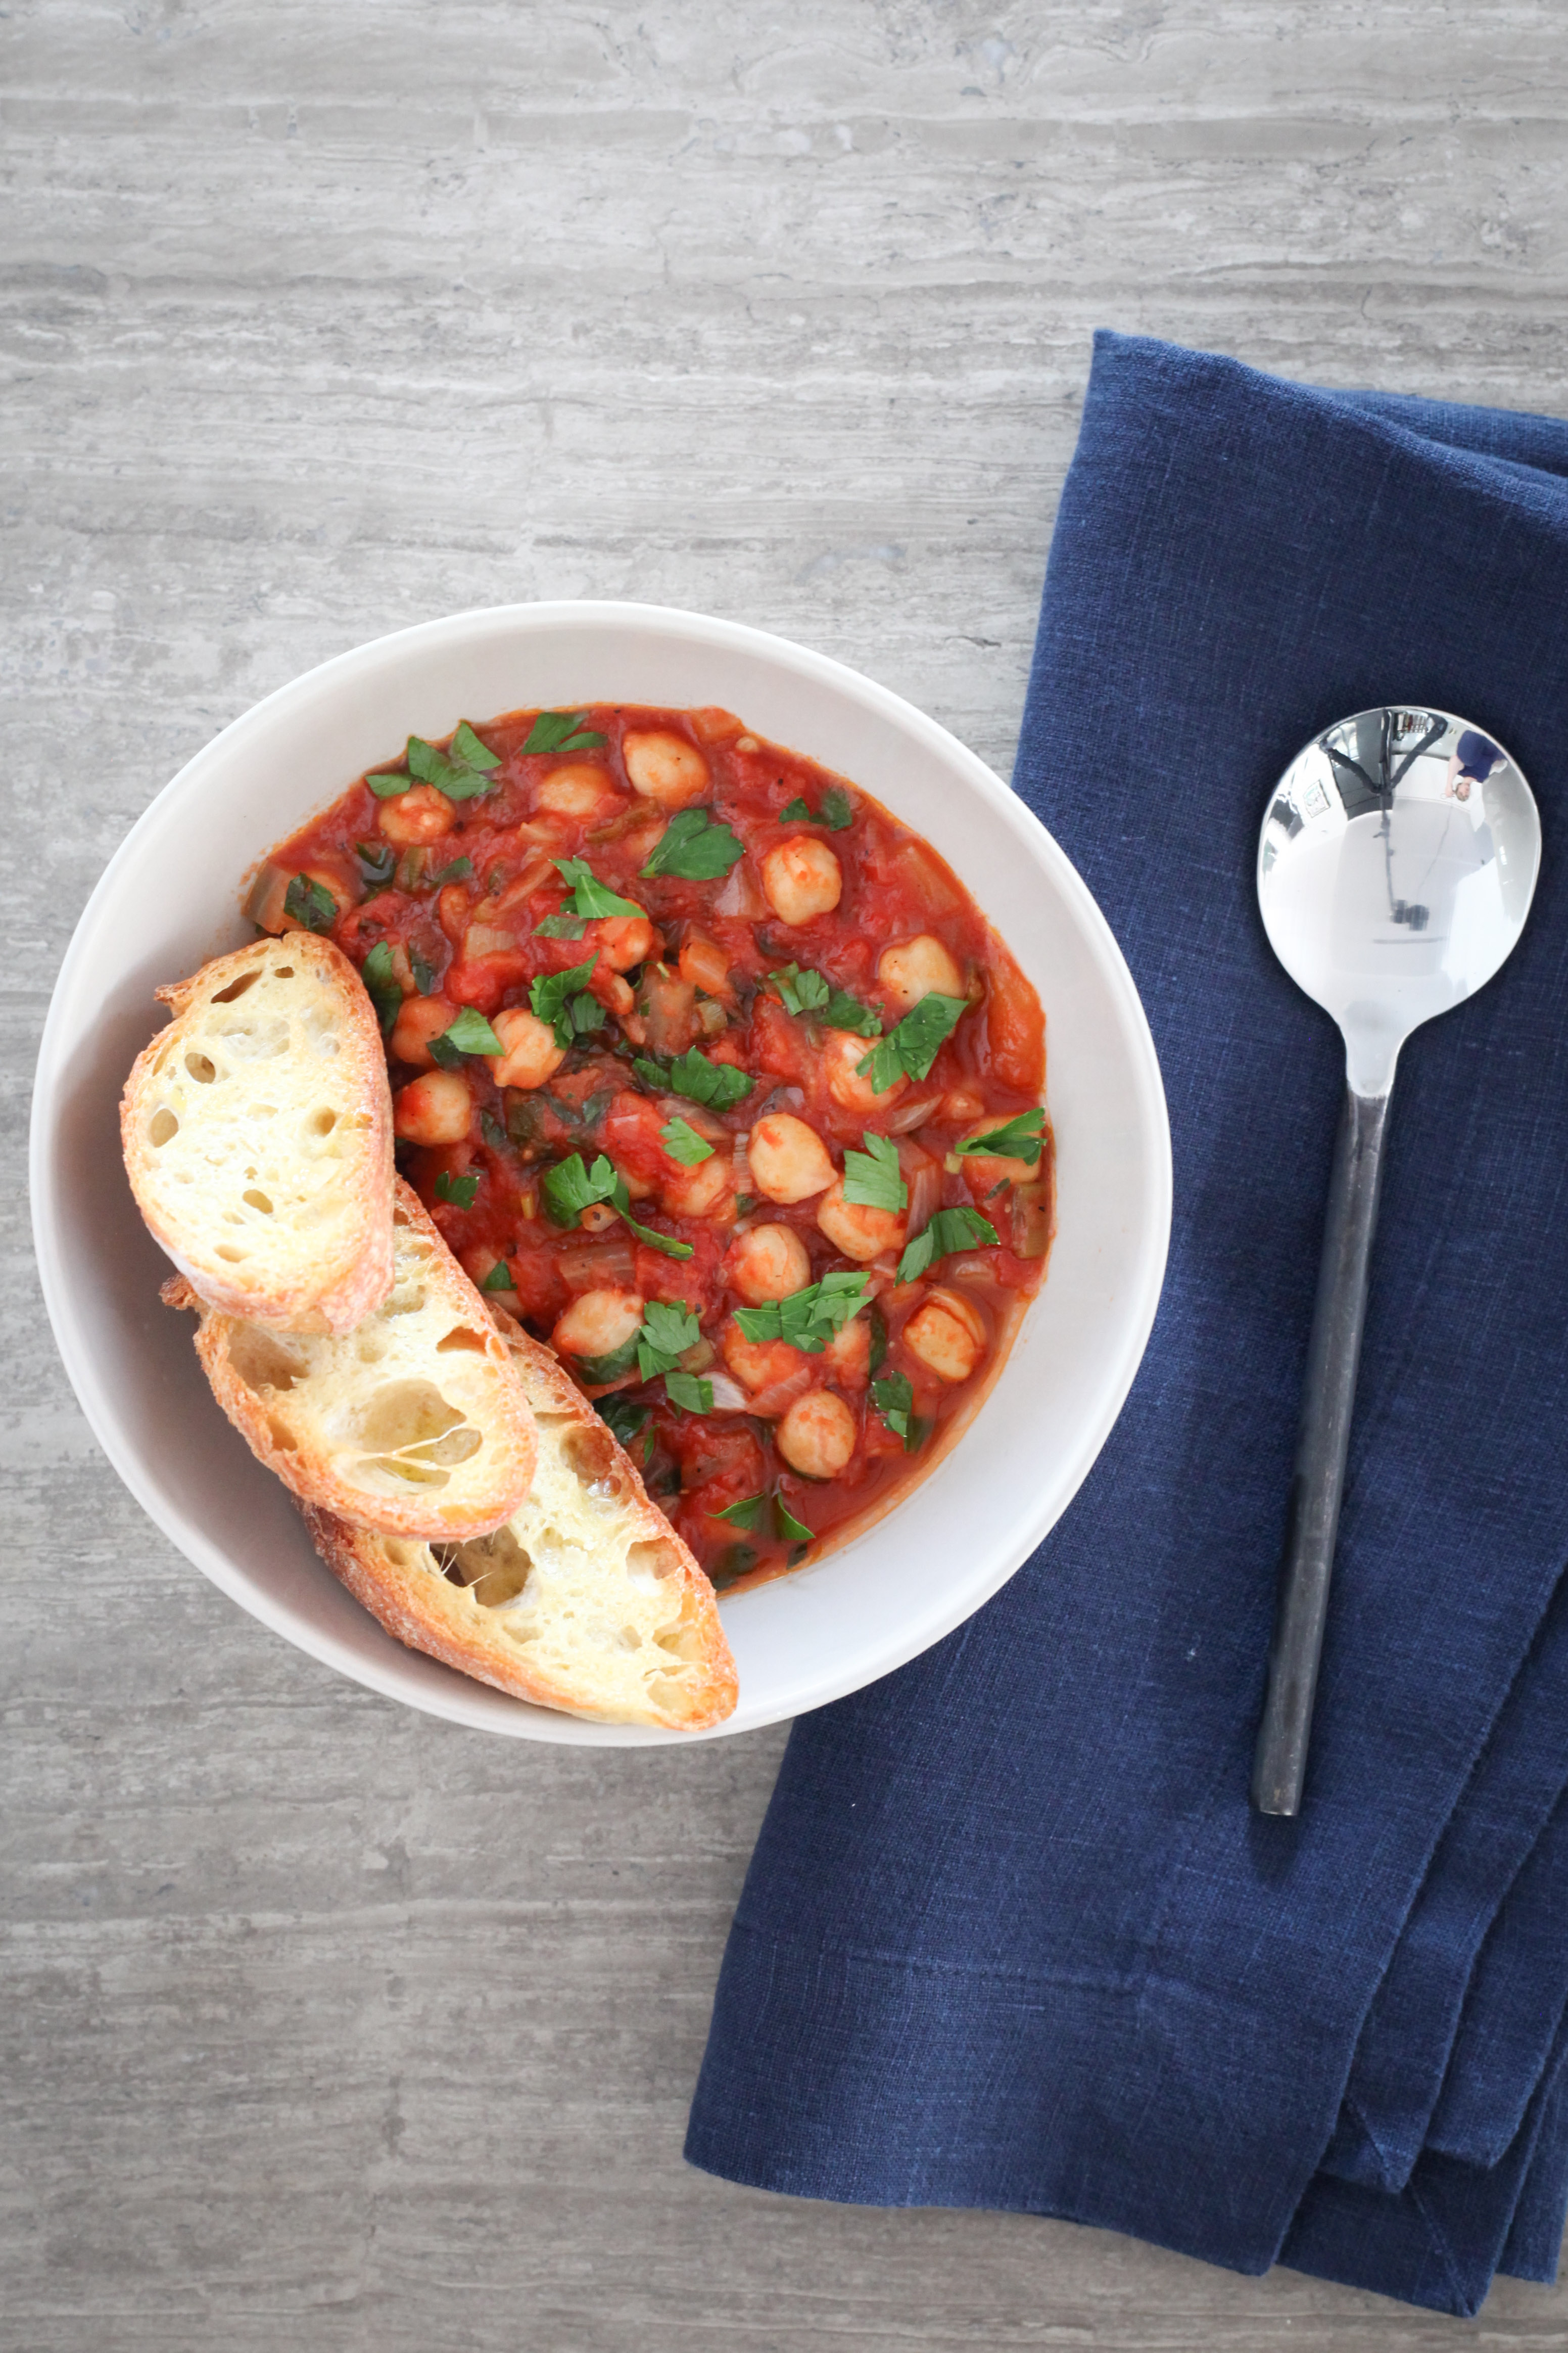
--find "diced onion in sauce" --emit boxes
[706,1371,752,1413]
[556,1235,638,1293]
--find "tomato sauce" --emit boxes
[257,702,1053,1591]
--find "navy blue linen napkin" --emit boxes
[686,335,1568,2314]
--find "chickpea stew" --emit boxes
[254,703,1053,1591]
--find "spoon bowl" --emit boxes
[1252,707,1541,1815]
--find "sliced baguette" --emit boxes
[302,1311,738,1731]
[122,933,394,1335]
[162,1181,537,1541]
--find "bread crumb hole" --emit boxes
[384,1281,426,1315]
[184,1052,217,1084]
[228,1328,309,1394]
[436,1528,534,1608]
[243,1188,274,1214]
[435,1325,489,1355]
[211,970,260,1004]
[626,1538,682,1588]
[216,1244,247,1262]
[266,1415,298,1452]
[308,1108,338,1136]
[149,1109,179,1146]
[562,1424,619,1490]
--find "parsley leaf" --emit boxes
[535,911,587,941]
[842,1132,907,1213]
[775,1497,813,1543]
[433,1005,504,1058]
[596,1395,649,1448]
[633,1046,753,1111]
[553,856,643,920]
[479,1258,516,1293]
[283,873,338,933]
[409,727,501,802]
[610,1179,694,1260]
[732,1270,872,1354]
[664,1370,714,1415]
[409,948,436,995]
[541,1152,619,1228]
[857,992,968,1091]
[426,855,472,890]
[530,955,599,1048]
[573,1337,642,1384]
[366,768,412,799]
[955,1108,1046,1167]
[778,787,852,829]
[769,963,882,1037]
[356,840,396,891]
[639,808,746,881]
[434,1169,479,1210]
[358,940,401,1035]
[637,1301,700,1379]
[871,1371,927,1452]
[524,709,608,756]
[896,1205,999,1283]
[712,1493,768,1531]
[660,1116,714,1167]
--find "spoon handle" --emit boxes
[1252,1081,1393,1817]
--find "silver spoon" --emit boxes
[1252,706,1541,1817]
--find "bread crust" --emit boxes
[163,1183,538,1541]
[122,932,394,1335]
[300,1312,737,1730]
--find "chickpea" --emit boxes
[593,912,657,972]
[904,1290,985,1384]
[823,1029,907,1114]
[377,783,455,847]
[877,933,964,1014]
[824,1314,871,1381]
[389,994,455,1071]
[721,1321,806,1400]
[661,1152,735,1222]
[776,1389,858,1480]
[593,970,636,1019]
[553,1287,644,1363]
[727,1223,812,1305]
[623,730,711,808]
[393,1070,472,1146]
[748,1113,836,1204]
[958,1117,1041,1193]
[486,1008,565,1091]
[536,763,622,819]
[761,836,842,926]
[816,1177,906,1264]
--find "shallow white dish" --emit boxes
[31,602,1170,1744]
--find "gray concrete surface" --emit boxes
[6,4,1568,2346]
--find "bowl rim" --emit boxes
[30,599,1172,1741]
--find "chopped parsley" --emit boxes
[426,1005,504,1069]
[479,1108,508,1150]
[711,1490,814,1543]
[479,1258,516,1293]
[434,1169,479,1210]
[660,1116,714,1167]
[573,1336,641,1384]
[639,808,746,881]
[857,992,968,1092]
[955,1108,1045,1166]
[282,873,338,934]
[358,941,401,1035]
[871,1371,927,1452]
[409,948,436,995]
[636,1300,700,1379]
[530,955,600,1048]
[524,709,607,756]
[633,1046,753,1111]
[779,784,852,829]
[732,1270,871,1354]
[768,963,882,1037]
[841,1132,907,1213]
[896,1205,999,1283]
[368,722,501,803]
[553,856,643,920]
[664,1370,715,1415]
[534,911,587,941]
[539,1152,694,1260]
[426,854,473,890]
[712,1493,767,1532]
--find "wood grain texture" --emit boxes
[5,4,1567,2343]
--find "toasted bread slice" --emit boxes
[302,1312,737,1730]
[162,1182,537,1541]
[122,933,394,1335]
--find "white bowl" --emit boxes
[31,603,1170,1745]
